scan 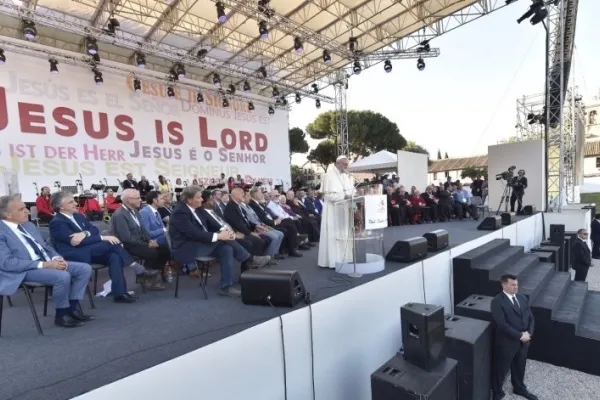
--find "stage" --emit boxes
[0,215,548,400]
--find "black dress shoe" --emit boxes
[114,294,137,303]
[289,251,303,257]
[299,244,311,250]
[70,309,95,322]
[513,390,538,400]
[55,315,84,328]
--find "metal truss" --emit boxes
[515,93,545,141]
[0,1,333,103]
[332,71,349,157]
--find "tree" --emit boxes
[288,127,309,159]
[444,152,449,159]
[307,140,337,172]
[461,166,488,180]
[403,141,429,155]
[437,149,442,160]
[290,165,303,183]
[305,110,406,161]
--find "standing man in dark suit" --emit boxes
[572,228,592,282]
[224,188,269,256]
[590,215,600,259]
[510,169,528,215]
[110,189,169,290]
[49,192,156,303]
[490,274,538,400]
[0,195,94,328]
[122,173,137,190]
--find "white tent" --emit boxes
[347,150,398,173]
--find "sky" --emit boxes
[289,1,600,166]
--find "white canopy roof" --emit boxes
[348,150,397,173]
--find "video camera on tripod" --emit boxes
[495,166,516,182]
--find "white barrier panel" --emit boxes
[76,215,541,400]
[502,223,518,245]
[544,209,590,247]
[515,215,542,251]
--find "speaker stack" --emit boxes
[477,216,502,231]
[547,224,569,272]
[240,270,306,307]
[454,295,494,323]
[371,303,458,400]
[500,212,516,226]
[386,237,428,263]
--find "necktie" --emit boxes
[155,211,164,227]
[193,212,207,231]
[512,296,519,308]
[17,226,50,261]
[239,205,251,227]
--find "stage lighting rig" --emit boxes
[135,52,146,68]
[517,0,548,25]
[49,58,58,74]
[22,19,36,40]
[105,17,119,35]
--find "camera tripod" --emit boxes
[496,183,512,215]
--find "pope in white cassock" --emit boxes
[318,155,355,269]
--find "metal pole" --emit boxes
[543,22,550,211]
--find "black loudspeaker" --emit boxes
[371,355,458,400]
[444,315,492,400]
[386,237,428,263]
[454,295,494,323]
[564,232,577,268]
[423,230,449,252]
[401,303,446,371]
[240,270,305,307]
[549,224,565,245]
[500,212,516,226]
[477,216,501,231]
[522,205,536,215]
[542,241,565,272]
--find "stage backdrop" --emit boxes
[396,150,427,191]
[487,140,545,212]
[0,53,291,201]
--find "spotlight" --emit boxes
[417,57,425,71]
[23,20,37,41]
[268,106,275,115]
[517,1,548,25]
[258,21,269,40]
[227,84,236,95]
[311,83,318,94]
[384,60,392,73]
[316,99,321,109]
[248,102,255,111]
[222,98,229,108]
[49,59,58,74]
[167,86,175,99]
[196,48,208,59]
[196,92,204,103]
[295,93,301,103]
[352,60,362,75]
[133,78,141,92]
[216,2,227,23]
[322,50,331,64]
[106,17,120,35]
[272,87,280,98]
[213,73,221,88]
[348,37,357,53]
[92,53,101,63]
[258,66,267,78]
[136,52,146,68]
[173,63,185,79]
[93,69,103,86]
[86,37,98,55]
[294,37,303,54]
[280,96,288,106]
[243,81,251,92]
[0,49,5,64]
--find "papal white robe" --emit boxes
[317,167,354,268]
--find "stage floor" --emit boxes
[0,219,502,400]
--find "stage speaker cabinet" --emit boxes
[477,216,502,231]
[423,230,449,252]
[401,302,446,372]
[500,212,516,226]
[454,295,494,323]
[549,224,566,246]
[371,355,458,400]
[386,237,428,263]
[240,270,305,307]
[522,205,536,215]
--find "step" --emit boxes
[492,253,538,281]
[474,246,524,277]
[532,272,571,316]
[516,263,555,303]
[576,291,600,341]
[453,239,511,268]
[554,281,588,326]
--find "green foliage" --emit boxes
[444,152,449,159]
[290,165,304,183]
[288,127,309,157]
[403,141,429,155]
[461,166,488,180]
[305,110,406,160]
[307,140,337,172]
[437,149,442,160]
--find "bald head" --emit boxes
[230,187,244,203]
[122,189,142,209]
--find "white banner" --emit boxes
[0,53,291,201]
[364,194,388,230]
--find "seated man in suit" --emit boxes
[297,190,321,224]
[0,195,94,328]
[49,192,156,303]
[285,190,320,243]
[168,185,270,297]
[224,188,270,256]
[139,191,168,247]
[110,189,169,290]
[241,191,285,261]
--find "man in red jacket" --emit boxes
[35,186,54,223]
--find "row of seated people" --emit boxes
[0,185,323,330]
[35,186,121,223]
[386,182,480,226]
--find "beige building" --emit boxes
[427,155,488,185]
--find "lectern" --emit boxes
[333,184,387,277]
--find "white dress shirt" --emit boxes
[187,205,217,242]
[61,212,83,231]
[267,201,292,219]
[504,291,519,307]
[4,221,56,268]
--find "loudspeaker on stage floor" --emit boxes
[240,270,306,307]
[401,302,446,371]
[371,355,458,400]
[454,295,494,323]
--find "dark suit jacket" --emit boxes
[591,220,600,243]
[110,206,150,247]
[512,176,528,195]
[287,199,309,217]
[572,238,592,271]
[490,292,534,351]
[49,212,103,257]
[224,202,255,236]
[122,179,138,189]
[158,206,172,220]
[303,197,318,214]
[249,200,275,227]
[168,202,220,264]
